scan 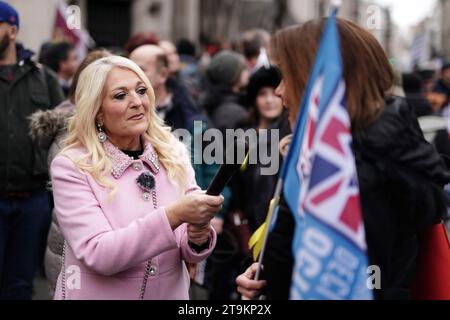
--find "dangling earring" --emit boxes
[97,122,107,143]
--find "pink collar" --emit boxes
[103,140,160,179]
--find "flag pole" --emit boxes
[254,178,283,282]
[253,2,342,291]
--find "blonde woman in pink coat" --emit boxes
[50,56,223,300]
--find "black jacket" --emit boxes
[200,86,248,132]
[163,78,199,131]
[262,97,450,300]
[405,93,432,118]
[0,44,64,192]
[233,112,291,232]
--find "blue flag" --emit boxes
[282,12,373,300]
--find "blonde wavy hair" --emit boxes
[62,55,188,195]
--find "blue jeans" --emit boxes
[0,190,52,300]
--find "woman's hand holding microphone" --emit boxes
[165,191,224,245]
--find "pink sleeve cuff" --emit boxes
[180,226,217,264]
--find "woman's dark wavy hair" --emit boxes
[271,18,394,130]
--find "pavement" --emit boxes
[32,272,50,300]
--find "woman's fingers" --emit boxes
[188,223,211,245]
[175,193,224,225]
[188,224,211,232]
[246,263,259,278]
[237,274,266,291]
[236,263,267,300]
[189,231,210,240]
[237,287,261,300]
[204,195,224,207]
[236,278,266,300]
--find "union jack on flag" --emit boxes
[302,81,367,250]
[296,78,322,214]
[282,11,372,300]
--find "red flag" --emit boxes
[53,0,90,59]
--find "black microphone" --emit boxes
[206,138,249,196]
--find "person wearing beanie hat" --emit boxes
[0,1,19,64]
[197,50,250,300]
[246,66,284,129]
[234,66,290,233]
[201,50,249,132]
[206,50,248,89]
[0,1,19,29]
[0,1,64,300]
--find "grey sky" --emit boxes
[373,0,436,28]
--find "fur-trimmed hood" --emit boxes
[29,100,74,149]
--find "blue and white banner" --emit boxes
[282,11,372,300]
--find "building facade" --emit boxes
[406,0,449,70]
[5,0,393,56]
[440,0,450,61]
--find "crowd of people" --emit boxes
[0,1,449,300]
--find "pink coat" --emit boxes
[50,140,216,300]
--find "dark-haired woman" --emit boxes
[237,18,450,300]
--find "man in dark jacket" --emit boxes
[130,44,199,131]
[0,2,64,299]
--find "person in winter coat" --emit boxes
[236,18,450,301]
[200,50,250,132]
[29,49,111,298]
[235,65,290,232]
[0,1,64,299]
[50,56,223,300]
